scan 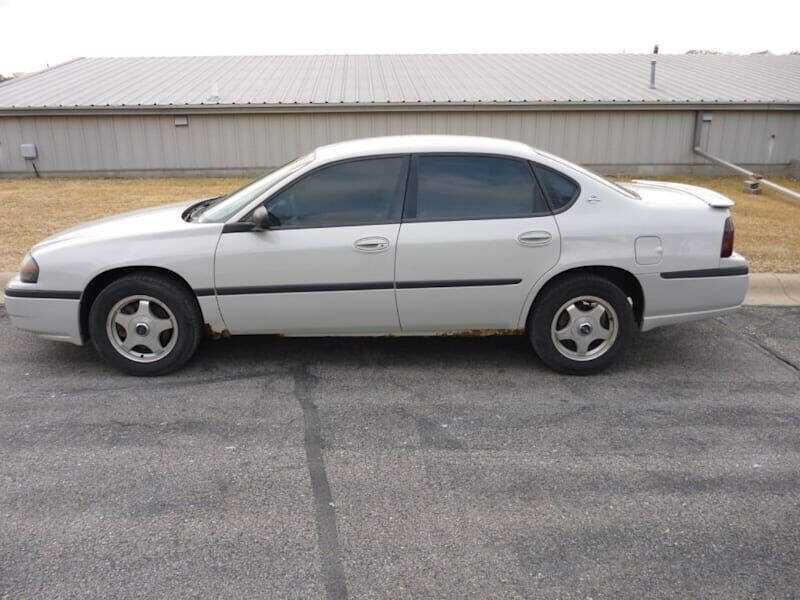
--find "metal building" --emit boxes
[0,54,798,177]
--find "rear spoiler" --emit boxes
[631,180,735,208]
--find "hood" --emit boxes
[625,180,734,208]
[33,198,212,250]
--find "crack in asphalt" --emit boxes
[715,318,799,374]
[290,364,348,600]
[741,333,800,373]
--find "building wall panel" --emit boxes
[1,109,798,176]
[702,110,800,165]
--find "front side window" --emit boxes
[266,156,408,228]
[531,164,580,211]
[413,155,547,220]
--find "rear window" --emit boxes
[532,165,580,211]
[413,155,548,220]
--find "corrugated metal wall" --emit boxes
[698,111,800,165]
[1,110,798,175]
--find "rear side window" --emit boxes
[412,155,548,220]
[532,165,580,211]
[266,156,408,228]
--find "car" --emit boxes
[3,135,749,376]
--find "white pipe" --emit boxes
[693,146,800,205]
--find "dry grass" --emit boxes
[0,174,798,272]
[0,177,249,271]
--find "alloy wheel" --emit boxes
[106,295,179,363]
[550,295,618,361]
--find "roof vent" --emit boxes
[207,82,221,103]
[649,60,657,89]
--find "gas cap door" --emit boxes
[635,236,663,265]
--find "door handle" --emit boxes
[354,236,390,253]
[517,231,552,246]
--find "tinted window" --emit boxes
[414,155,546,220]
[532,165,579,210]
[266,157,408,228]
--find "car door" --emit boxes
[214,155,409,334]
[395,154,561,331]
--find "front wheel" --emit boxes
[529,274,633,374]
[88,273,202,376]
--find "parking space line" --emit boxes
[291,364,349,600]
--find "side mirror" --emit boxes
[251,205,275,230]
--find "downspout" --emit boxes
[692,111,800,205]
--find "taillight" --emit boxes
[721,216,734,257]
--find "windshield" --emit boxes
[199,152,315,222]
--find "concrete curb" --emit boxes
[2,271,799,306]
[745,273,800,306]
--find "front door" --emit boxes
[395,154,561,331]
[214,155,409,334]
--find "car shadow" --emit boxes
[144,329,678,380]
[192,333,540,371]
[3,305,740,382]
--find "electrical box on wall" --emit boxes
[21,143,38,159]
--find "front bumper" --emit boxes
[3,278,83,345]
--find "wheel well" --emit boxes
[529,266,644,327]
[79,266,201,342]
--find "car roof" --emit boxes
[313,135,540,162]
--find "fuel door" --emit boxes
[635,236,663,265]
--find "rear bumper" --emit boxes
[641,304,742,331]
[640,255,749,332]
[4,279,83,345]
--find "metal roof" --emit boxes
[1,54,799,111]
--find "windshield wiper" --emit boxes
[185,196,223,221]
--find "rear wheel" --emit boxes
[88,273,202,376]
[529,274,633,374]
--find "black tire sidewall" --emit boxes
[88,274,202,376]
[529,275,633,375]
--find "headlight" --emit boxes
[19,253,39,283]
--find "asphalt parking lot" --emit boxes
[1,305,799,599]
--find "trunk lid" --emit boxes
[625,180,735,208]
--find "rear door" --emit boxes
[395,154,560,331]
[214,155,409,334]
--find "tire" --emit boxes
[528,274,633,375]
[88,273,202,376]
